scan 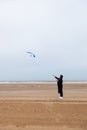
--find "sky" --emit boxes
[0,0,87,81]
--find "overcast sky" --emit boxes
[0,0,87,81]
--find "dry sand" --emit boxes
[0,82,87,130]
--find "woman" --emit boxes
[53,75,63,99]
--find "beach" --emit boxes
[0,82,87,130]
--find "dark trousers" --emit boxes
[58,86,63,97]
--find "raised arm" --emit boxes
[53,75,59,80]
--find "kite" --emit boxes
[26,52,36,58]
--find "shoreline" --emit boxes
[0,81,87,84]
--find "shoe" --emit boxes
[59,97,63,99]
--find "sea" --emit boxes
[0,80,87,84]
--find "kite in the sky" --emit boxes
[26,52,36,58]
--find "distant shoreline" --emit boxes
[0,81,87,84]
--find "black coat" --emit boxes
[55,76,63,93]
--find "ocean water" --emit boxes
[0,81,56,84]
[0,81,87,84]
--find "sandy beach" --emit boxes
[0,82,87,130]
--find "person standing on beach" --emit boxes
[53,75,63,99]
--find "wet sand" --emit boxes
[0,82,87,130]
